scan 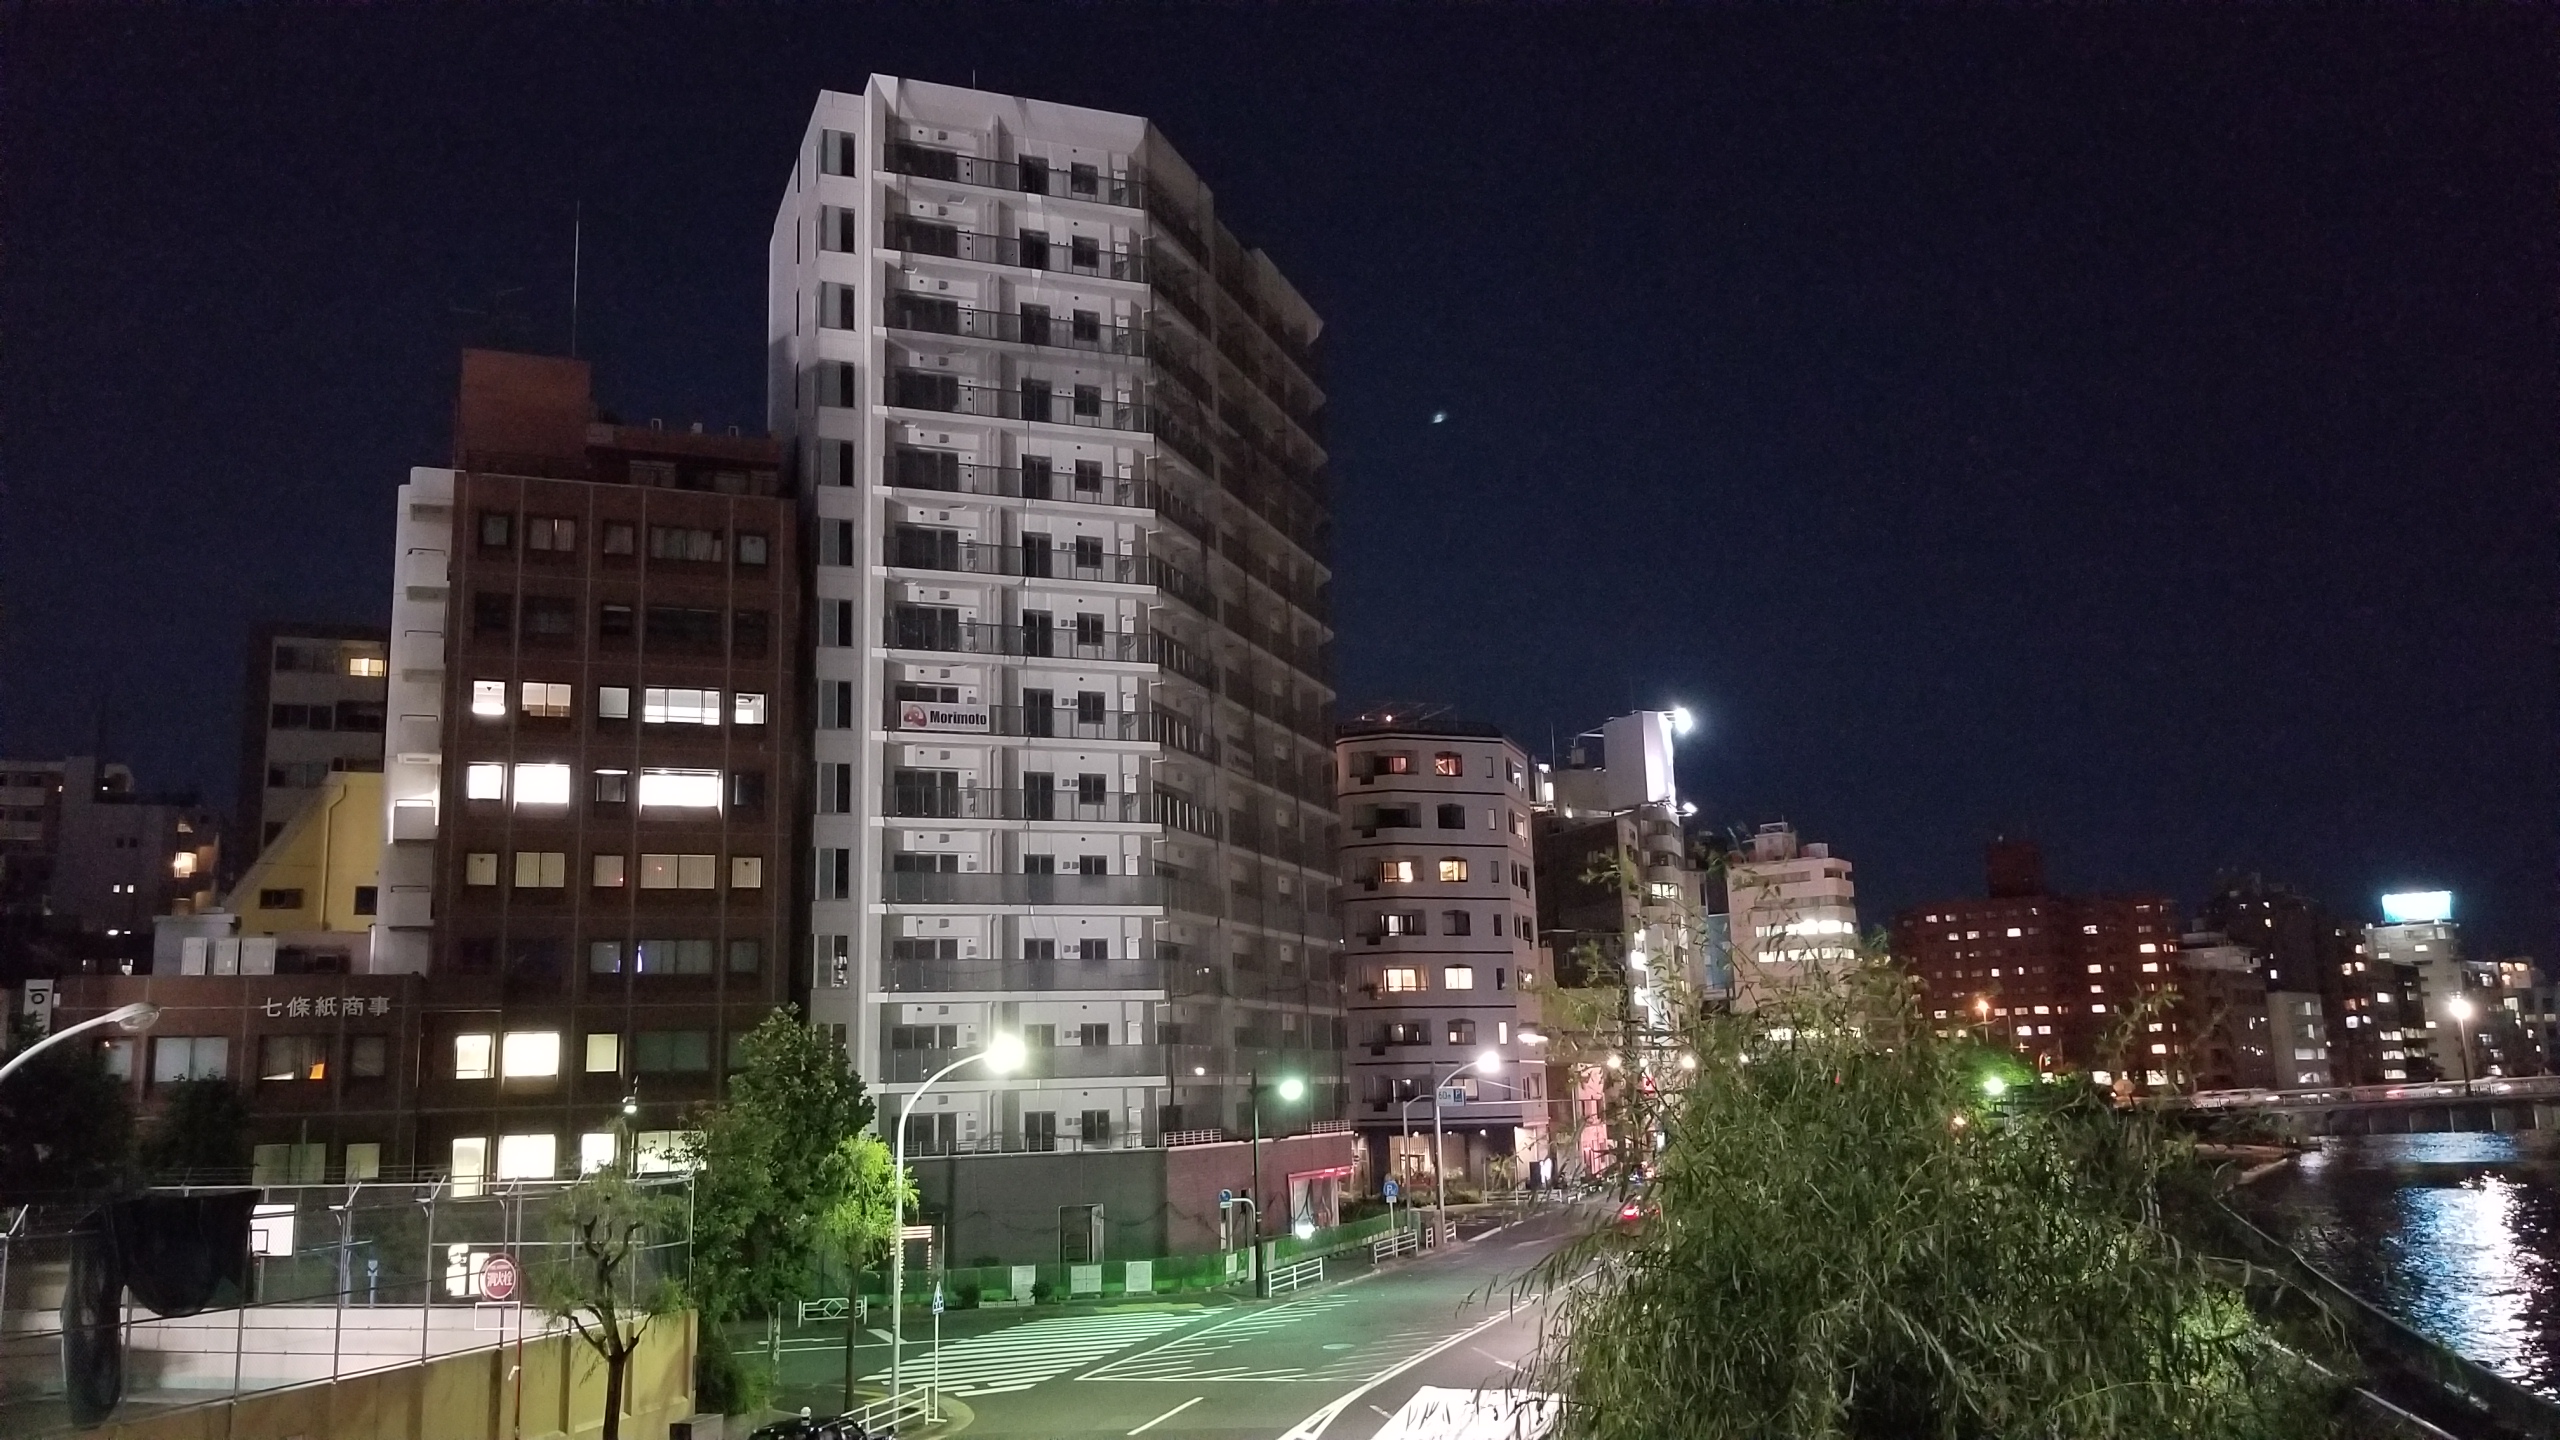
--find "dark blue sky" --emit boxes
[4,8,2550,952]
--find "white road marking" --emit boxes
[859,1310,1200,1397]
[1471,1346,1518,1370]
[1128,1395,1204,1434]
[1277,1307,1528,1440]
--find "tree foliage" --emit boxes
[0,1029,132,1195]
[136,1077,251,1178]
[1532,958,2349,1440]
[532,1157,682,1440]
[685,1008,876,1324]
[825,1131,911,1403]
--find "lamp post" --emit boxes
[2448,994,2476,1098]
[1246,1070,1304,1296]
[890,1031,1025,1410]
[1430,1051,1502,1246]
[0,1002,158,1086]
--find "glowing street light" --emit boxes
[0,1002,158,1088]
[1981,1074,2009,1100]
[1669,706,1696,737]
[891,1031,1025,1408]
[2448,994,2476,1097]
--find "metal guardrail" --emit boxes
[1266,1257,1324,1295]
[798,1296,860,1325]
[1370,1226,1422,1263]
[848,1382,934,1434]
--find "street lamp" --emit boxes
[0,1002,159,1087]
[2448,994,2476,1098]
[1430,1051,1501,1246]
[1245,1071,1305,1295]
[890,1031,1025,1409]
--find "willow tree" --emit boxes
[535,1160,681,1440]
[1529,953,2349,1440]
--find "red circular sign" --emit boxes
[481,1255,518,1301]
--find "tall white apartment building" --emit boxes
[767,80,1349,1255]
[1333,714,1547,1192]
[1724,821,1859,1006]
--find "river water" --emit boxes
[2238,1133,2560,1397]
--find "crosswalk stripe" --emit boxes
[861,1309,1202,1395]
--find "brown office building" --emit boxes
[374,350,800,1187]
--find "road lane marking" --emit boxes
[1127,1395,1204,1434]
[859,1309,1199,1397]
[1277,1307,1528,1440]
[1472,1346,1519,1370]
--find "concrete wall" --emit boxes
[910,1132,1355,1264]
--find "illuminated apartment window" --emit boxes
[1437,858,1467,883]
[642,687,722,725]
[454,1033,495,1080]
[734,692,768,726]
[580,1132,618,1174]
[1377,858,1415,885]
[449,1138,488,1198]
[1375,752,1412,775]
[520,682,572,718]
[347,655,386,678]
[1432,753,1463,777]
[464,852,499,886]
[471,680,507,718]
[501,1031,561,1078]
[465,763,505,801]
[1442,965,1476,990]
[730,856,765,889]
[593,854,626,888]
[513,763,572,807]
[513,851,566,888]
[638,770,722,809]
[1381,966,1424,993]
[598,686,632,720]
[495,1133,557,1180]
[639,853,718,889]
[584,1033,621,1073]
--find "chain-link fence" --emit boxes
[0,1174,690,1437]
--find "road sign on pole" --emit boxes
[930,1282,944,1316]
[479,1255,518,1302]
[1219,1188,1233,1208]
[1382,1178,1400,1203]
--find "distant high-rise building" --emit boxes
[766,79,1350,1256]
[1722,822,1858,1007]
[1334,711,1548,1192]
[235,623,388,864]
[0,757,220,946]
[376,349,801,1190]
[2196,875,2386,1083]
[2368,891,2514,1084]
[1892,841,2183,1088]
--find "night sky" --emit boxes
[5,9,2550,952]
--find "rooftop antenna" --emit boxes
[568,201,583,358]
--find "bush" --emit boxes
[953,1281,982,1309]
[693,1323,770,1417]
[1030,1278,1056,1304]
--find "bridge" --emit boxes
[2168,1075,2560,1136]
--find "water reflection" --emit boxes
[2241,1133,2560,1395]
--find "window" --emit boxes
[1379,911,1425,937]
[464,852,499,886]
[473,591,513,636]
[1436,804,1467,829]
[347,655,386,679]
[733,692,768,726]
[639,854,718,890]
[513,763,572,807]
[585,1033,621,1073]
[454,1033,495,1080]
[643,687,722,725]
[526,517,576,552]
[353,886,377,915]
[730,771,766,809]
[348,1035,388,1079]
[633,1030,713,1072]
[152,1036,228,1082]
[733,610,770,658]
[257,1034,330,1081]
[258,888,305,910]
[598,686,631,720]
[602,522,635,555]
[1377,858,1415,885]
[736,532,769,566]
[1443,965,1477,990]
[520,682,571,718]
[1081,1109,1113,1143]
[1381,967,1425,993]
[521,596,575,638]
[580,1132,618,1174]
[645,605,723,649]
[819,680,854,728]
[472,680,508,718]
[495,1134,557,1180]
[1433,753,1464,777]
[1437,858,1468,883]
[593,769,629,804]
[649,526,725,562]
[589,941,623,974]
[479,511,513,548]
[599,604,635,640]
[1375,752,1413,775]
[730,856,764,889]
[593,854,626,888]
[1448,1020,1477,1045]
[1442,909,1472,936]
[501,1031,561,1078]
[638,770,722,809]
[465,763,505,801]
[728,939,762,975]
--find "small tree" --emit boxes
[0,1028,132,1194]
[136,1076,250,1178]
[825,1132,912,1407]
[687,1008,877,1375]
[534,1159,680,1440]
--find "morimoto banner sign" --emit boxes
[899,701,991,733]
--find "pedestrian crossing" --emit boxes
[860,1309,1202,1396]
[1083,1292,1382,1382]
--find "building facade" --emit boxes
[0,758,220,944]
[235,624,390,863]
[1333,714,1546,1192]
[765,79,1349,1257]
[2195,876,2387,1083]
[1722,821,1859,1006]
[375,349,800,1188]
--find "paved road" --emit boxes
[747,1204,1576,1424]
[758,1204,1587,1439]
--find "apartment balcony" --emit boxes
[883,215,1148,282]
[886,295,1149,360]
[886,369,1151,437]
[881,869,1223,914]
[884,140,1145,210]
[888,450,1153,509]
[884,779,1220,839]
[882,616,1221,690]
[883,955,1172,995]
[882,1042,1170,1084]
[885,535,1214,614]
[883,698,1217,761]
